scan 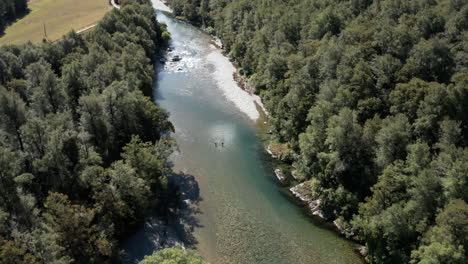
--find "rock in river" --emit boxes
[290,181,331,220]
[274,168,287,183]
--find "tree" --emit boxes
[323,108,370,193]
[375,114,411,169]
[122,136,173,186]
[0,1,174,263]
[31,67,65,115]
[43,192,109,263]
[62,61,86,118]
[411,200,468,264]
[0,146,21,213]
[399,38,454,83]
[0,237,40,264]
[139,248,207,264]
[107,160,150,221]
[0,87,27,151]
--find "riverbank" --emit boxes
[151,0,172,13]
[152,0,267,122]
[206,48,264,121]
[144,2,365,263]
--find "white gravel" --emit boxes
[206,45,266,121]
[151,0,172,13]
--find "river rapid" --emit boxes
[124,2,364,264]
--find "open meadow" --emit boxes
[0,0,111,44]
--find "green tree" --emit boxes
[0,87,27,151]
[139,248,207,264]
[43,192,110,263]
[411,200,468,264]
[375,114,411,168]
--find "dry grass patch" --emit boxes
[0,0,111,44]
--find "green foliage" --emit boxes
[0,0,175,262]
[165,0,468,263]
[139,247,207,264]
[0,237,40,264]
[410,200,468,264]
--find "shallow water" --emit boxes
[124,10,363,264]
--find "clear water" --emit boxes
[124,11,363,264]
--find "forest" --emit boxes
[0,0,179,263]
[165,0,468,263]
[0,0,27,35]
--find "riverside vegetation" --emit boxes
[0,0,200,263]
[165,0,468,263]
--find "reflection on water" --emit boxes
[208,123,236,148]
[124,9,364,264]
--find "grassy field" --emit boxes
[0,0,111,44]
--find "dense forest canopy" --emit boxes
[0,0,177,263]
[166,0,468,263]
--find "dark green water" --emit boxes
[124,10,363,264]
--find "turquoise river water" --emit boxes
[124,8,363,264]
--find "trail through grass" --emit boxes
[0,0,111,44]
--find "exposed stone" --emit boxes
[333,219,345,233]
[289,181,331,220]
[266,143,292,160]
[267,145,278,159]
[274,168,287,182]
[233,72,256,94]
[358,246,368,257]
[289,182,313,203]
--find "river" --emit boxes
[124,3,363,264]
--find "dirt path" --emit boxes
[76,0,120,34]
[110,0,120,9]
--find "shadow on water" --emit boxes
[122,171,203,264]
[167,171,204,246]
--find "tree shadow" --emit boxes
[165,171,204,246]
[122,171,203,264]
[0,8,31,38]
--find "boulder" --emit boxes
[333,219,345,233]
[290,181,331,220]
[358,246,368,257]
[266,145,278,159]
[274,168,287,182]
